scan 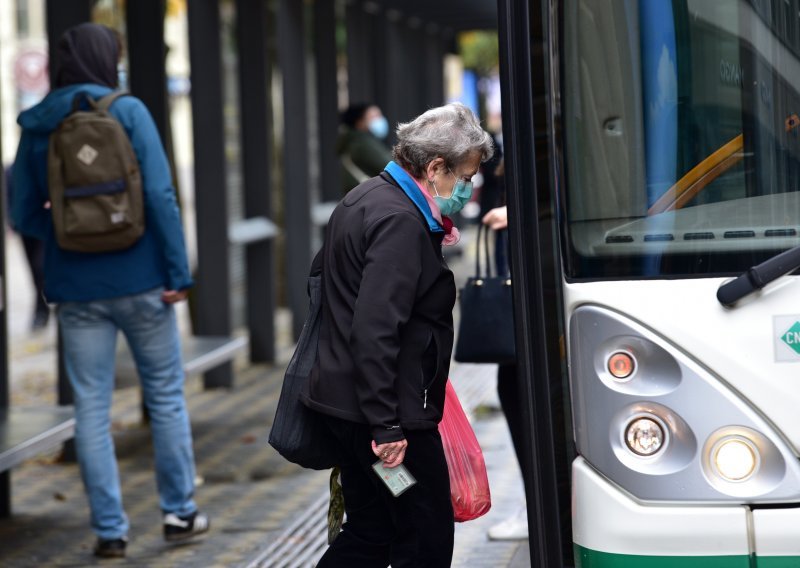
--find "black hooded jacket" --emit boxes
[300,173,456,444]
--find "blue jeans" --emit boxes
[58,287,197,540]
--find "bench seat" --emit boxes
[0,407,75,472]
[115,335,249,382]
[1,334,247,517]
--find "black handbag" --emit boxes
[454,225,516,364]
[269,273,340,470]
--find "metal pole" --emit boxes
[0,32,9,516]
[314,0,341,203]
[187,0,234,388]
[236,0,275,362]
[345,1,371,103]
[46,0,92,86]
[125,0,169,145]
[278,0,313,340]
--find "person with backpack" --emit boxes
[10,23,208,558]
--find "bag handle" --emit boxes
[474,224,512,282]
[474,224,495,280]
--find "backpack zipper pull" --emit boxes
[423,389,428,409]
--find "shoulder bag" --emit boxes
[454,224,516,364]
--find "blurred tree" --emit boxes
[458,31,498,76]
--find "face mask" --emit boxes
[368,116,389,139]
[432,170,474,216]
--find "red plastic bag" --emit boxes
[439,380,492,522]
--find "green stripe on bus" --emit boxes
[575,545,750,567]
[576,546,800,567]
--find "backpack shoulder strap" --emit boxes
[96,91,130,112]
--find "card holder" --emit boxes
[372,460,417,497]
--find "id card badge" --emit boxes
[372,460,417,497]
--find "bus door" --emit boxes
[500,0,800,566]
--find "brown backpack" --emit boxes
[48,91,144,253]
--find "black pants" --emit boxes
[21,235,48,315]
[318,415,454,568]
[497,363,530,503]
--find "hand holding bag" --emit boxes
[454,224,516,364]
[268,273,340,470]
[439,380,492,522]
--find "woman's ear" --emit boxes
[424,157,445,181]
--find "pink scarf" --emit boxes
[411,177,461,246]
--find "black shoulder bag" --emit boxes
[454,225,516,364]
[269,264,340,469]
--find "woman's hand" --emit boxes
[372,439,408,469]
[482,206,508,230]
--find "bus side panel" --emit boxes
[753,509,800,565]
[572,458,750,566]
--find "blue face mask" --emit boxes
[368,116,389,139]
[432,170,474,216]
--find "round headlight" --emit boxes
[625,416,665,456]
[711,436,759,482]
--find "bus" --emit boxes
[498,0,800,566]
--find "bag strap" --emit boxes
[474,224,511,279]
[96,91,129,112]
[68,91,128,114]
[475,224,494,279]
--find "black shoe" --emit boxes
[163,511,210,542]
[94,537,127,558]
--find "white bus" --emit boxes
[498,1,800,566]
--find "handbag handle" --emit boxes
[475,224,492,279]
[474,224,512,284]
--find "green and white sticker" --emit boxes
[774,315,800,362]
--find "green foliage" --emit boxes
[458,31,499,75]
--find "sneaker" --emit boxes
[94,537,127,558]
[163,511,210,542]
[487,507,529,541]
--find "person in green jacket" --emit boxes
[337,103,392,195]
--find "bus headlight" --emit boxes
[625,416,665,456]
[711,436,760,482]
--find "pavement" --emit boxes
[0,228,531,567]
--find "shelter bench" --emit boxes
[0,334,247,518]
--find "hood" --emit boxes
[54,22,119,89]
[17,83,113,133]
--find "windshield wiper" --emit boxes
[717,244,800,307]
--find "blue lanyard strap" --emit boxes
[383,161,444,233]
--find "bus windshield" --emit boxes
[562,0,800,280]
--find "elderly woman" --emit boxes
[301,103,493,567]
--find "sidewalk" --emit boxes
[0,229,530,567]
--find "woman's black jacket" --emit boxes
[300,172,456,444]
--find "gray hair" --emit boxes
[392,103,494,178]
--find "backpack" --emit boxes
[47,91,144,253]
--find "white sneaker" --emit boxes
[487,507,529,541]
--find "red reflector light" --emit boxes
[608,352,635,379]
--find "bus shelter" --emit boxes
[0,0,496,517]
